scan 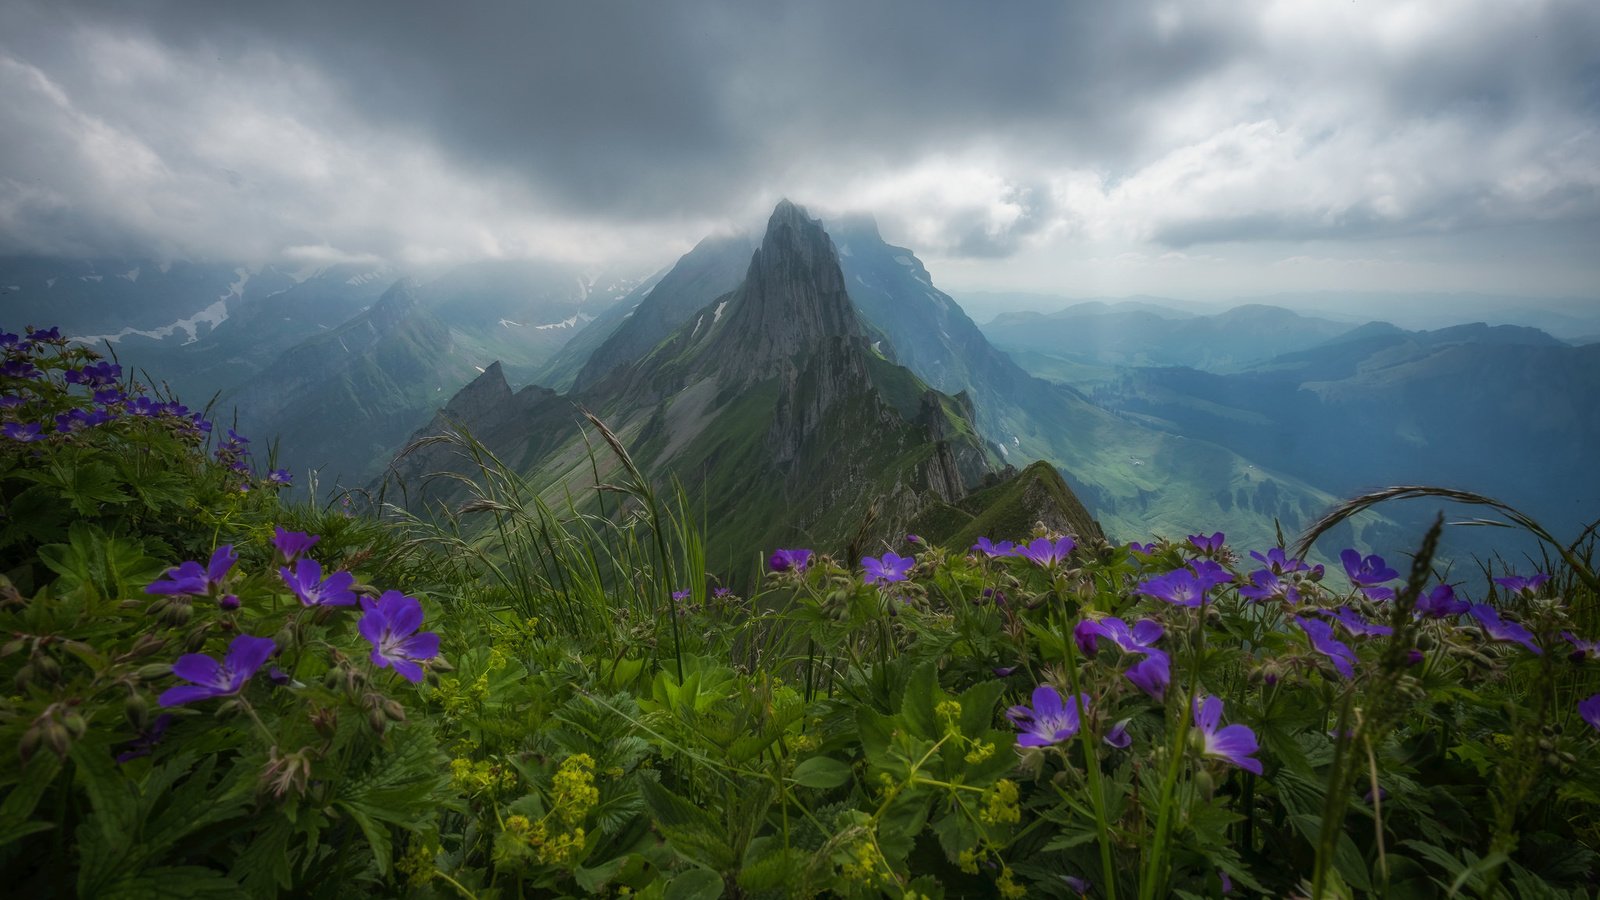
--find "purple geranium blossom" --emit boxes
[1126,650,1170,701]
[1237,568,1301,604]
[1493,573,1551,596]
[271,526,320,561]
[1136,567,1215,607]
[145,545,237,597]
[862,551,914,586]
[114,713,175,763]
[279,557,357,607]
[64,361,121,387]
[0,360,40,379]
[1193,694,1264,774]
[93,387,124,405]
[1190,559,1235,592]
[266,469,293,486]
[971,536,1018,558]
[127,396,161,416]
[1104,719,1132,749]
[3,421,42,442]
[1188,532,1225,555]
[670,589,690,601]
[1254,544,1318,570]
[768,548,812,573]
[1561,631,1599,661]
[1295,616,1358,678]
[1064,875,1092,896]
[1416,584,1469,619]
[1017,535,1076,568]
[157,634,277,706]
[1468,605,1541,654]
[1341,549,1399,600]
[0,331,24,352]
[1127,541,1157,555]
[1075,616,1164,656]
[1323,605,1394,638]
[357,590,440,683]
[1580,694,1600,733]
[1006,685,1087,747]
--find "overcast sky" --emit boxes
[2,0,1598,299]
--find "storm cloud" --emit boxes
[2,0,1597,295]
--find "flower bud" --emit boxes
[383,698,407,722]
[64,712,87,739]
[13,663,34,691]
[130,633,166,657]
[41,720,71,759]
[1194,768,1216,800]
[18,726,42,765]
[368,708,389,734]
[311,706,338,739]
[1,637,24,657]
[33,655,60,682]
[184,629,209,653]
[160,599,193,627]
[137,662,175,680]
[125,693,150,731]
[218,594,241,612]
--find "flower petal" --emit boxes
[170,652,223,687]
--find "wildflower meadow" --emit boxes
[2,326,1597,897]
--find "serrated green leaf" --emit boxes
[791,756,853,789]
[663,867,724,900]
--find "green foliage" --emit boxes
[3,327,1598,897]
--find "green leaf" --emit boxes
[0,752,62,847]
[791,757,853,790]
[663,867,724,900]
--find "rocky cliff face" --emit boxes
[383,201,1005,565]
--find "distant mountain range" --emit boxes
[9,211,1590,571]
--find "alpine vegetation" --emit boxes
[2,324,1598,897]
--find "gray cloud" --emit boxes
[0,0,1597,295]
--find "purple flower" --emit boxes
[1127,541,1157,555]
[971,537,1018,558]
[862,552,914,586]
[905,533,922,545]
[1017,535,1076,568]
[1295,616,1358,678]
[768,548,812,573]
[358,590,440,683]
[1190,559,1235,592]
[1007,685,1087,747]
[145,545,237,597]
[0,331,24,352]
[1063,875,1092,896]
[0,394,23,409]
[1467,605,1540,654]
[992,665,1017,677]
[128,396,161,416]
[1104,719,1132,749]
[1075,616,1164,656]
[279,557,357,607]
[1250,547,1318,575]
[271,526,320,561]
[157,634,277,706]
[1188,532,1225,554]
[29,327,61,342]
[713,587,732,598]
[64,361,120,387]
[1561,631,1599,661]
[1323,605,1394,638]
[1494,573,1551,596]
[1193,694,1263,774]
[671,589,690,601]
[93,387,124,405]
[266,469,293,486]
[1126,650,1170,701]
[1415,584,1469,619]
[1137,568,1208,607]
[115,713,175,763]
[1341,550,1398,599]
[0,360,40,379]
[3,421,42,442]
[1238,568,1300,604]
[1580,694,1600,732]
[218,594,241,612]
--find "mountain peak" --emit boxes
[697,200,863,381]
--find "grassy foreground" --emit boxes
[2,328,1598,898]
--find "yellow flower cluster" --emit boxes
[839,837,888,887]
[551,753,600,827]
[996,865,1026,899]
[450,757,516,796]
[979,779,1021,826]
[395,838,438,885]
[935,700,964,733]
[964,740,996,765]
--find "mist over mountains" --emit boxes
[3,202,1594,572]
